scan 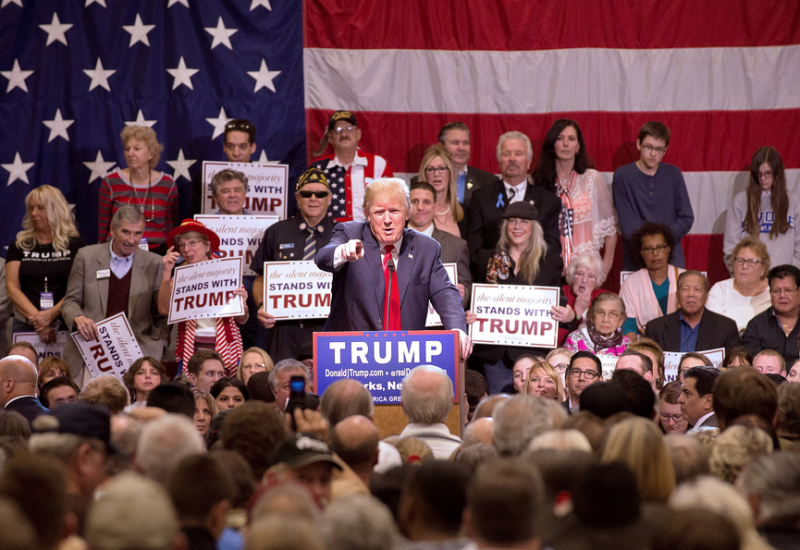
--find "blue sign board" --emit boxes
[313,331,460,405]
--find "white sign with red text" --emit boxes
[425,263,458,327]
[168,257,245,324]
[13,331,69,362]
[263,261,333,320]
[469,284,560,348]
[201,161,288,219]
[194,215,278,277]
[71,312,143,380]
[663,348,725,383]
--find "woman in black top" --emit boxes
[6,186,84,343]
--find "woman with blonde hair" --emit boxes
[193,389,218,439]
[98,126,178,254]
[6,185,84,343]
[417,144,464,237]
[600,417,675,503]
[236,347,275,385]
[524,361,566,401]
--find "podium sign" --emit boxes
[314,331,459,405]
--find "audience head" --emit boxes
[566,351,602,403]
[408,181,437,230]
[39,376,79,409]
[525,361,564,401]
[768,264,800,314]
[713,367,777,430]
[330,415,379,475]
[19,184,79,250]
[221,401,286,479]
[80,374,130,414]
[7,343,39,370]
[630,222,676,270]
[615,349,653,383]
[437,121,471,169]
[322,494,398,550]
[472,393,511,420]
[546,347,573,387]
[492,394,552,456]
[677,352,713,382]
[269,359,310,413]
[532,119,588,192]
[749,146,786,207]
[314,110,360,158]
[135,413,205,485]
[186,350,225,393]
[120,125,163,169]
[722,346,753,372]
[320,379,374,427]
[167,454,234,539]
[418,144,460,220]
[664,434,710,484]
[464,370,488,421]
[511,355,536,394]
[122,357,166,403]
[246,371,275,403]
[210,377,248,411]
[628,337,665,390]
[496,131,533,185]
[579,381,631,419]
[397,460,470,540]
[659,381,689,434]
[638,120,671,147]
[210,169,249,215]
[267,433,342,507]
[777,381,800,438]
[752,349,786,375]
[586,292,626,337]
[737,451,800,526]
[0,410,31,439]
[147,382,195,417]
[676,270,710,317]
[401,365,453,425]
[611,369,655,419]
[709,425,772,484]
[565,253,606,292]
[247,516,324,550]
[0,496,36,550]
[653,508,739,550]
[0,355,38,407]
[223,119,257,162]
[192,389,217,438]
[237,347,274,385]
[679,366,721,426]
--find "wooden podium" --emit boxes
[314,330,465,438]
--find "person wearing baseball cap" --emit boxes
[309,110,393,223]
[251,168,337,362]
[467,200,556,394]
[158,220,249,377]
[264,433,343,507]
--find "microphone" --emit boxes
[386,258,395,330]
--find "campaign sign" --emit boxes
[598,354,621,381]
[469,284,560,348]
[201,161,288,219]
[195,215,279,277]
[314,331,459,405]
[263,261,333,320]
[168,257,245,324]
[663,348,725,383]
[13,331,69,361]
[71,312,143,380]
[425,263,458,327]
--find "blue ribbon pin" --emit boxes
[496,193,505,208]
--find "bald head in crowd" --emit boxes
[331,415,379,487]
[0,356,39,408]
[401,365,453,425]
[321,379,374,426]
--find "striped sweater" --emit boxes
[98,169,179,248]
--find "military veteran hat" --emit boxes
[296,167,329,192]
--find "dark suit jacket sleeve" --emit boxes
[467,187,493,278]
[315,224,351,273]
[535,189,563,287]
[741,317,763,357]
[715,312,742,352]
[456,239,472,308]
[61,247,88,330]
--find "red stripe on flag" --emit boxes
[305,0,800,50]
[306,109,800,173]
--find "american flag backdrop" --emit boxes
[2,0,800,289]
[303,0,800,287]
[0,0,304,249]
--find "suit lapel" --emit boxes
[397,230,414,305]
[96,246,111,316]
[362,224,385,315]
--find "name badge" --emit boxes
[139,237,149,251]
[40,292,54,310]
[97,269,110,279]
[279,243,294,249]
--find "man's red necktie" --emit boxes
[382,245,401,330]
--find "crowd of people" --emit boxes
[0,112,799,550]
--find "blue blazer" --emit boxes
[316,222,467,332]
[5,395,49,426]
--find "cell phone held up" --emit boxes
[285,375,307,430]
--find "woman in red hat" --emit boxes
[158,219,249,376]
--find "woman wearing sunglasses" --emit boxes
[250,167,337,361]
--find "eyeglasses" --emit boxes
[553,363,569,373]
[770,287,799,296]
[242,363,266,371]
[567,368,599,380]
[298,190,330,199]
[595,310,621,321]
[660,413,683,423]
[332,125,356,134]
[734,258,764,267]
[758,170,773,180]
[641,144,667,155]
[177,239,204,249]
[641,244,668,255]
[425,166,449,174]
[574,270,597,281]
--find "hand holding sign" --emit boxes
[257,307,277,329]
[74,315,99,341]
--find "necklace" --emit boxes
[435,205,451,216]
[130,171,153,222]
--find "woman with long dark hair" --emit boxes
[531,119,617,276]
[724,146,799,272]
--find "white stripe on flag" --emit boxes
[305,46,800,114]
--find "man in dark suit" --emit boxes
[410,122,497,208]
[407,181,472,308]
[467,131,562,285]
[316,178,471,359]
[680,366,721,430]
[644,271,740,352]
[0,355,48,425]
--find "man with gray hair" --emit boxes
[492,394,553,456]
[399,365,462,459]
[135,414,206,485]
[467,131,561,286]
[269,359,319,413]
[62,205,167,384]
[0,355,47,425]
[737,452,800,548]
